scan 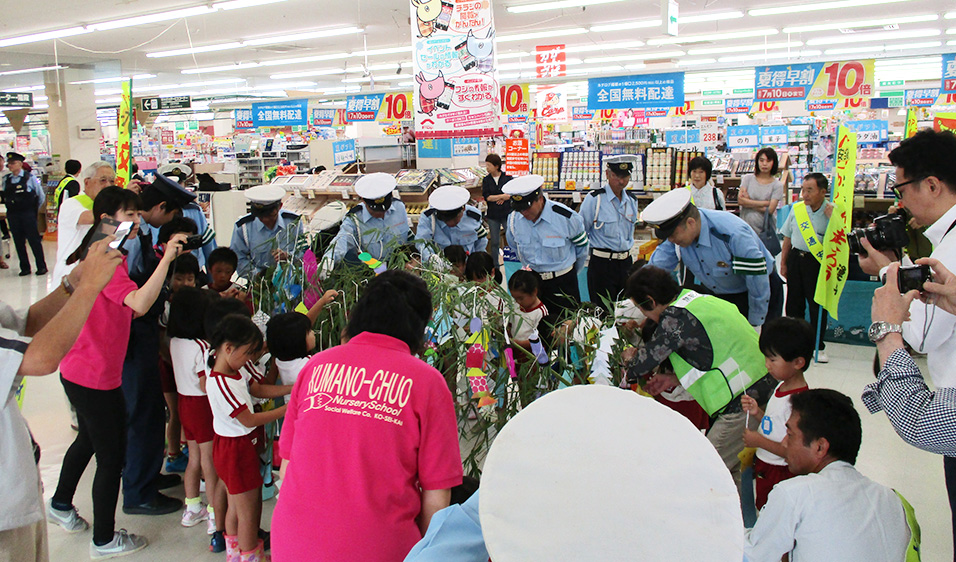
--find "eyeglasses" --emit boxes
[891,177,924,198]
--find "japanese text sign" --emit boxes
[252,99,308,128]
[115,80,133,189]
[814,126,855,318]
[906,88,940,108]
[235,108,253,129]
[727,125,759,148]
[500,83,529,115]
[664,129,701,147]
[417,138,452,159]
[724,98,752,114]
[332,139,356,166]
[844,120,887,144]
[505,138,530,176]
[345,94,385,122]
[943,54,956,95]
[587,72,685,110]
[571,105,594,120]
[755,59,873,102]
[312,108,334,126]
[759,126,788,146]
[0,92,33,107]
[536,44,566,78]
[806,99,837,111]
[536,86,568,123]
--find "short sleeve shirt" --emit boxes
[780,202,829,253]
[756,382,808,465]
[207,370,255,437]
[52,197,91,283]
[739,174,785,234]
[170,338,209,397]
[276,357,310,386]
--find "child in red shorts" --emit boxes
[206,314,286,562]
[742,317,812,510]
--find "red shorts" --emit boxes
[178,394,215,444]
[213,428,264,495]
[754,458,796,509]
[159,359,176,394]
[655,394,710,431]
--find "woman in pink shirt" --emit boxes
[46,186,189,560]
[272,270,463,562]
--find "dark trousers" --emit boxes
[54,377,127,545]
[486,217,505,263]
[716,291,750,319]
[786,250,827,350]
[538,268,580,342]
[586,253,632,314]
[7,208,45,273]
[946,456,956,561]
[121,318,166,507]
[712,271,784,326]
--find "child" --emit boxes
[266,290,339,386]
[442,244,467,280]
[506,269,548,350]
[206,314,287,561]
[48,186,188,558]
[167,287,219,534]
[464,250,502,286]
[742,316,812,510]
[206,247,243,296]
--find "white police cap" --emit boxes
[428,185,470,211]
[605,154,637,176]
[354,172,397,200]
[244,184,286,205]
[158,162,192,178]
[641,188,693,239]
[502,174,545,196]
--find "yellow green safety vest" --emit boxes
[667,289,768,416]
[54,175,77,211]
[72,193,93,211]
[895,490,922,562]
[792,201,824,263]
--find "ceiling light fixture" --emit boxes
[497,51,531,60]
[270,68,349,80]
[0,27,89,48]
[687,41,804,55]
[565,40,645,53]
[70,74,156,85]
[678,58,717,66]
[149,26,362,58]
[648,28,779,45]
[749,0,914,17]
[677,11,744,24]
[782,14,938,33]
[589,19,660,33]
[824,41,942,55]
[148,42,242,58]
[497,27,588,43]
[805,28,941,45]
[583,50,685,64]
[718,50,823,63]
[89,6,216,31]
[508,0,624,14]
[0,65,66,77]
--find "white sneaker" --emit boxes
[181,505,209,527]
[206,511,217,535]
[817,351,829,363]
[47,500,89,533]
[90,529,148,560]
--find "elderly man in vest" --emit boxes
[52,161,115,283]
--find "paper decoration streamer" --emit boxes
[589,326,619,386]
[528,330,548,364]
[358,252,387,274]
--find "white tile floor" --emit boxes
[6,241,954,561]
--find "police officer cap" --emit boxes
[158,162,191,178]
[641,188,693,240]
[355,172,397,200]
[428,185,469,212]
[502,174,545,211]
[5,152,25,162]
[605,154,635,176]
[244,184,286,205]
[150,173,197,207]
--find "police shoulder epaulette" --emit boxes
[280,210,299,219]
[466,209,481,221]
[347,205,362,216]
[589,188,606,197]
[625,190,638,200]
[236,213,255,226]
[552,203,573,219]
[423,208,435,218]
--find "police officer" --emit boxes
[230,184,304,278]
[2,152,47,276]
[54,159,82,212]
[416,185,488,266]
[643,188,775,328]
[579,155,640,312]
[321,173,410,276]
[504,174,589,321]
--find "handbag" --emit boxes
[759,209,781,255]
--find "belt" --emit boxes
[792,248,813,258]
[536,265,574,281]
[591,249,631,260]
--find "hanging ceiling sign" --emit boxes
[942,53,956,95]
[141,96,190,112]
[806,99,837,111]
[235,108,254,129]
[251,99,308,128]
[754,59,874,102]
[724,98,752,114]
[844,119,888,144]
[727,125,759,148]
[587,72,685,110]
[312,108,335,126]
[536,45,566,78]
[0,92,33,107]
[500,83,529,115]
[906,88,941,108]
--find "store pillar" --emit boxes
[44,68,101,171]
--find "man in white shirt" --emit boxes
[52,161,115,283]
[745,389,914,562]
[857,129,956,551]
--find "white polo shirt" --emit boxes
[170,338,209,397]
[207,370,255,438]
[276,357,309,386]
[52,196,92,283]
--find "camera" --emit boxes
[898,264,932,293]
[180,234,204,251]
[847,214,909,255]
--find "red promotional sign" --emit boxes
[161,130,174,144]
[505,138,530,176]
[536,45,566,79]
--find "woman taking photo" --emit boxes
[481,153,513,264]
[738,147,784,237]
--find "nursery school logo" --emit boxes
[302,363,414,426]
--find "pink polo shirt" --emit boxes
[271,331,463,562]
[61,258,138,390]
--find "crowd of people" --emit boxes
[1,128,955,561]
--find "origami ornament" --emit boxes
[528,329,548,364]
[589,326,618,386]
[467,367,497,407]
[294,302,309,315]
[358,251,387,275]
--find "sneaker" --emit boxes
[207,513,217,535]
[90,529,148,560]
[817,351,829,364]
[181,505,209,527]
[210,530,226,553]
[47,500,89,533]
[165,454,188,473]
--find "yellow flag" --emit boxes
[905,108,919,139]
[814,126,856,319]
[115,79,133,188]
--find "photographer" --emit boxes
[856,129,956,548]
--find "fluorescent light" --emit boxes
[950,40,956,46]
[806,29,941,45]
[749,0,915,16]
[783,14,938,33]
[497,51,531,60]
[397,81,414,87]
[89,6,216,31]
[583,50,684,64]
[948,28,956,35]
[0,27,89,48]
[874,56,939,66]
[8,85,46,92]
[342,74,412,83]
[590,19,660,33]
[260,52,350,66]
[355,46,413,56]
[498,28,588,43]
[70,74,156,85]
[95,97,123,104]
[623,64,647,71]
[564,65,622,76]
[270,68,348,80]
[344,63,408,73]
[181,62,262,75]
[688,41,804,55]
[678,58,717,66]
[824,41,942,55]
[148,42,242,58]
[0,65,65,77]
[565,40,645,53]
[508,0,624,13]
[678,11,744,24]
[647,28,778,45]
[213,0,287,10]
[946,11,956,19]
[718,50,822,63]
[245,26,362,46]
[498,58,583,70]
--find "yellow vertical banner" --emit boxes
[814,126,856,318]
[115,79,133,188]
[905,108,919,139]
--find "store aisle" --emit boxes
[5,241,953,561]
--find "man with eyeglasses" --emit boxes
[856,128,956,555]
[52,161,115,284]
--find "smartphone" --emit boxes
[110,221,134,250]
[898,264,932,293]
[80,217,122,259]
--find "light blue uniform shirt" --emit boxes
[230,211,304,276]
[5,170,45,208]
[650,209,773,326]
[404,491,487,562]
[415,204,488,262]
[182,203,217,270]
[324,200,410,265]
[780,202,829,253]
[125,220,158,277]
[506,198,589,274]
[578,185,639,252]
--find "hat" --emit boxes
[502,174,545,212]
[605,154,636,176]
[244,184,286,205]
[150,173,197,207]
[641,188,693,240]
[5,152,24,163]
[429,185,470,221]
[355,173,397,212]
[158,162,191,178]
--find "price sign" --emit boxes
[500,83,529,115]
[727,125,759,148]
[942,54,956,94]
[379,93,412,122]
[755,60,874,101]
[759,126,788,146]
[665,130,688,146]
[844,120,887,144]
[700,122,719,147]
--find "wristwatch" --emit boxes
[868,321,902,343]
[61,275,75,295]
